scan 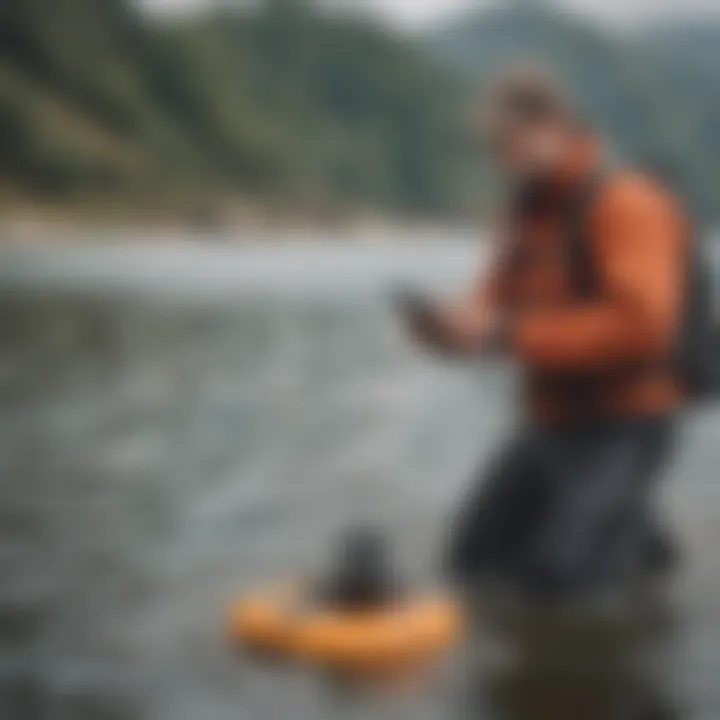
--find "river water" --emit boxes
[0,238,718,719]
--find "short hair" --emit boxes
[480,66,574,140]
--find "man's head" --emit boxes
[479,67,582,181]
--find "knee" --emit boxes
[443,514,498,586]
[523,550,595,601]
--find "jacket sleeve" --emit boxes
[512,175,687,372]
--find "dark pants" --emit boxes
[447,417,676,599]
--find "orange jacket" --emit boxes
[483,137,688,424]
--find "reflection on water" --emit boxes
[464,591,680,720]
[0,242,717,719]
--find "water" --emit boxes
[0,238,718,719]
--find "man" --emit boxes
[406,69,688,600]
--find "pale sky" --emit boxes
[141,0,720,30]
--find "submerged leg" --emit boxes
[446,431,547,587]
[523,419,675,601]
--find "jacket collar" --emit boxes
[512,132,603,216]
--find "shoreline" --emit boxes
[0,213,481,247]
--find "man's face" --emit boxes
[490,120,571,182]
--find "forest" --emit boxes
[1,0,719,223]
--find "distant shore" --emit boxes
[0,203,479,246]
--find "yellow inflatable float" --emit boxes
[228,529,463,678]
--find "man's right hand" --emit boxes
[396,290,493,356]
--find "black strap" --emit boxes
[538,171,611,412]
[564,172,607,301]
[511,171,607,301]
[549,169,674,411]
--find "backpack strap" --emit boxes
[564,171,608,301]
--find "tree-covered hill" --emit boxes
[0,0,474,221]
[2,0,720,224]
[643,22,720,81]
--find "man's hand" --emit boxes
[397,290,505,357]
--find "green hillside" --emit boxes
[644,22,720,80]
[2,0,720,225]
[0,0,474,221]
